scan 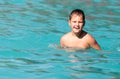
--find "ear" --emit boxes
[83,20,85,26]
[68,20,71,26]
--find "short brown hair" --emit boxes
[69,9,85,21]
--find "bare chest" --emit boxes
[64,38,89,49]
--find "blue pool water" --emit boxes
[0,0,120,79]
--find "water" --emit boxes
[0,0,120,79]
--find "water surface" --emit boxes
[0,0,120,79]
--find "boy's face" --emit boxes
[69,14,84,34]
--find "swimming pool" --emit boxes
[0,0,120,79]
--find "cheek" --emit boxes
[80,23,84,26]
[70,24,75,28]
[70,22,75,26]
[69,22,74,27]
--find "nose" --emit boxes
[76,22,79,26]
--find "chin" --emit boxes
[73,30,81,33]
[73,31,79,34]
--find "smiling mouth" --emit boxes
[74,26,80,29]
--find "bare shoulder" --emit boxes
[84,33,98,45]
[85,33,96,41]
[61,32,71,40]
[85,33,101,50]
[60,32,71,46]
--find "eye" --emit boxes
[78,21,83,23]
[73,21,76,23]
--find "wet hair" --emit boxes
[69,9,85,21]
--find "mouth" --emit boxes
[72,26,82,33]
[73,26,80,29]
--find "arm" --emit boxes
[87,35,101,50]
[90,40,101,50]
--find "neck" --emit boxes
[72,30,83,37]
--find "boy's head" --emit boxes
[69,9,85,22]
[68,9,86,33]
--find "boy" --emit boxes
[60,9,101,50]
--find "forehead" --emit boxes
[70,14,83,20]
